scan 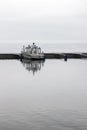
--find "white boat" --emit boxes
[21,43,45,60]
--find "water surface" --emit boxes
[0,59,87,130]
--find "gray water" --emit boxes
[0,59,87,130]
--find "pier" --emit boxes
[44,53,87,59]
[0,53,87,59]
[0,54,20,59]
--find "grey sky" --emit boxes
[0,0,87,41]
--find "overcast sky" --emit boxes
[0,0,87,41]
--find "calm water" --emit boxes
[0,59,87,130]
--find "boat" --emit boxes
[21,43,45,60]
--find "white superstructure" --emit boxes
[21,43,45,60]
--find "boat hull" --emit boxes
[21,53,45,60]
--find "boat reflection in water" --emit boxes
[21,59,45,75]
